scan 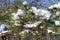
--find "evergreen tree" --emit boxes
[0,0,60,40]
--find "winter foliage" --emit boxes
[0,0,60,40]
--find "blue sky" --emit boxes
[21,0,59,7]
[9,0,59,4]
[7,0,14,3]
[1,0,60,7]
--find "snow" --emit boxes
[47,29,52,33]
[12,13,19,20]
[39,9,51,20]
[48,3,60,9]
[55,20,60,26]
[0,24,6,33]
[56,11,60,16]
[23,21,42,28]
[0,24,6,29]
[33,21,42,27]
[1,31,8,33]
[47,29,57,34]
[23,1,28,5]
[40,26,43,29]
[52,32,56,34]
[31,6,38,15]
[14,21,21,26]
[23,24,34,28]
[31,6,51,20]
[17,9,23,15]
[12,9,23,20]
[44,12,51,20]
[19,29,30,34]
[19,29,35,35]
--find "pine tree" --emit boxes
[0,0,60,40]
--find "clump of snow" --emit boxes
[2,31,8,33]
[0,24,7,33]
[56,11,60,16]
[12,9,23,20]
[47,29,57,34]
[54,20,60,26]
[31,6,51,20]
[23,1,28,5]
[17,9,23,15]
[12,13,19,20]
[48,3,60,9]
[19,30,29,34]
[47,27,56,34]
[14,20,21,26]
[47,29,52,33]
[52,32,56,34]
[23,21,42,28]
[19,29,35,35]
[36,31,39,33]
[43,10,51,20]
[31,7,38,15]
[40,26,44,29]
